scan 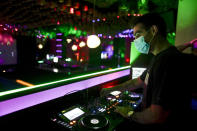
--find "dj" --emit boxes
[101,13,194,129]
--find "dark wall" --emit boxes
[16,35,37,68]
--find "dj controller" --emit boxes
[51,90,142,131]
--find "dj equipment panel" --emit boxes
[51,91,142,131]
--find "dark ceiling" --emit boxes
[0,0,178,35]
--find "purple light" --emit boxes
[97,19,100,22]
[56,39,62,41]
[194,42,197,48]
[98,34,102,37]
[100,65,106,69]
[122,29,133,34]
[56,33,63,36]
[63,64,68,67]
[109,36,111,39]
[56,50,62,53]
[57,56,62,58]
[92,20,95,23]
[0,69,130,117]
[71,65,79,68]
[56,44,62,47]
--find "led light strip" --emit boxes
[0,66,130,97]
[16,79,35,87]
[0,68,130,117]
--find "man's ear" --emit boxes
[151,25,158,36]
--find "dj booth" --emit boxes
[0,66,144,130]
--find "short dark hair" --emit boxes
[133,13,167,38]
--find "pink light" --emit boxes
[0,34,2,41]
[9,37,14,43]
[3,28,7,31]
[70,8,74,14]
[117,16,120,19]
[128,13,131,16]
[84,5,88,11]
[57,21,60,25]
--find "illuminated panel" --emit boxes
[0,68,130,117]
[0,66,130,97]
[63,108,85,121]
[132,67,146,79]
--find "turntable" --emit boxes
[78,114,109,131]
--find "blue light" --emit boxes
[92,20,95,23]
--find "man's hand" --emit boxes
[114,106,133,118]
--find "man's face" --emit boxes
[133,23,147,39]
[133,23,153,43]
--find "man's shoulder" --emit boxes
[156,47,182,62]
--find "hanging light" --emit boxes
[87,0,101,49]
[79,41,86,47]
[38,44,43,49]
[72,45,78,51]
[87,35,101,48]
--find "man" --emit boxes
[101,13,193,129]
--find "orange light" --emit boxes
[16,79,35,87]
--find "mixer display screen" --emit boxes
[63,108,85,121]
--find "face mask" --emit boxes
[134,36,150,54]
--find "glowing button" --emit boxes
[90,119,99,124]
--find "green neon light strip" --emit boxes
[0,66,131,97]
[130,42,140,64]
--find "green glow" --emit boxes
[141,0,146,5]
[37,60,44,64]
[109,41,113,45]
[130,42,140,64]
[65,58,72,62]
[0,66,130,97]
[167,32,176,46]
[35,24,87,39]
[0,51,2,55]
[120,53,125,58]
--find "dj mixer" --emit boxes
[51,90,142,131]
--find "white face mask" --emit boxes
[134,36,150,54]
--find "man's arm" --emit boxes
[100,77,145,96]
[131,104,170,124]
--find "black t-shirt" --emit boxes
[140,46,193,126]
